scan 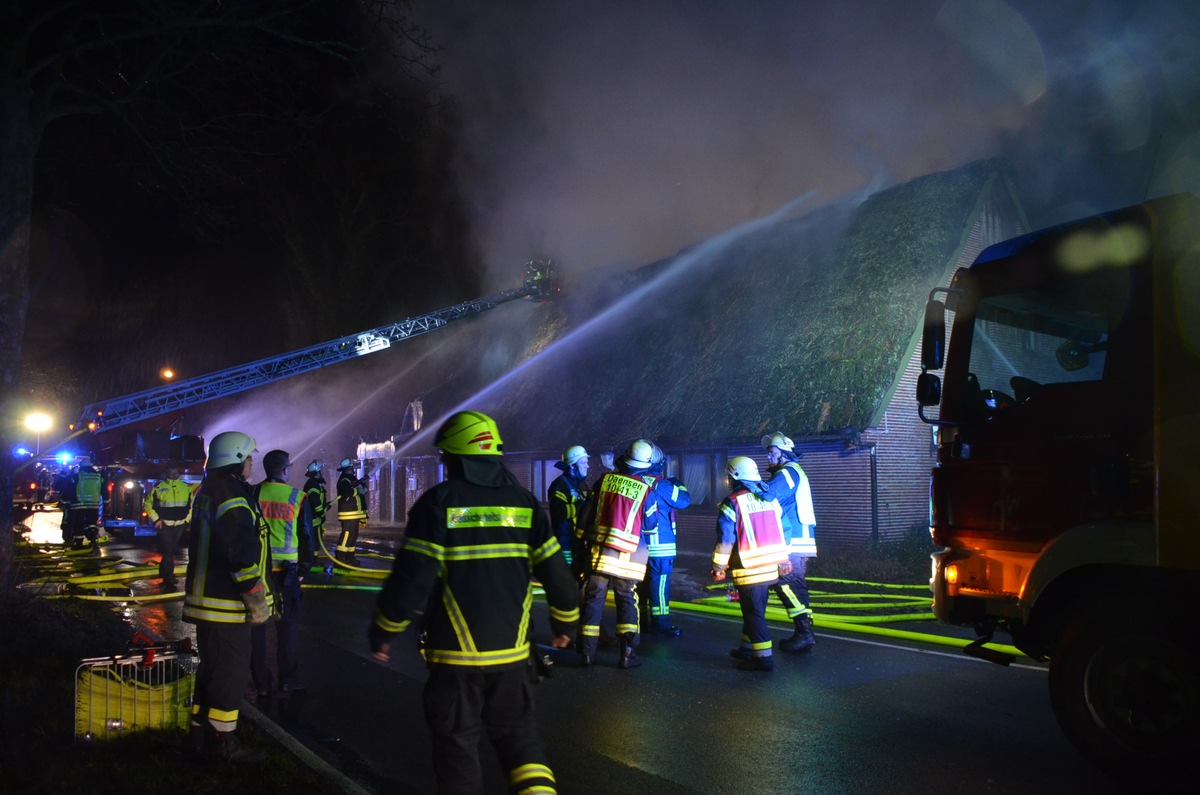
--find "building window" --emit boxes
[682,453,711,506]
[532,459,558,502]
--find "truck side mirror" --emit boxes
[922,299,946,371]
[917,372,942,407]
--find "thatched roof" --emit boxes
[407,158,1020,453]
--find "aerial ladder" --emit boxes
[73,262,558,433]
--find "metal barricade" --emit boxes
[75,640,196,741]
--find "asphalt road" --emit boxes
[19,513,1133,794]
[264,587,1127,795]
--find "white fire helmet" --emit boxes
[306,460,323,475]
[760,432,795,452]
[726,456,761,482]
[562,445,588,466]
[623,439,654,469]
[339,457,355,470]
[207,431,257,470]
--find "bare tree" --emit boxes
[0,0,434,588]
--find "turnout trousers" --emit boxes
[423,663,557,794]
[579,573,640,659]
[193,623,251,732]
[337,518,360,561]
[736,583,774,659]
[770,554,812,618]
[155,524,186,585]
[645,555,675,618]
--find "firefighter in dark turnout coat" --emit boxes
[183,431,272,763]
[369,411,579,795]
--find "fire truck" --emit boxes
[61,263,558,534]
[917,194,1198,781]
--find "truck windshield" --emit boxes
[967,277,1109,406]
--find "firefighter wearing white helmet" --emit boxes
[576,438,660,669]
[641,443,691,637]
[757,431,818,652]
[549,445,590,569]
[183,430,272,762]
[303,461,330,558]
[713,455,789,672]
[335,456,367,566]
[369,411,579,794]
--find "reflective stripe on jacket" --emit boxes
[763,461,818,557]
[183,473,268,625]
[144,478,193,526]
[75,472,103,509]
[548,472,588,564]
[336,471,367,521]
[372,461,580,670]
[588,472,651,554]
[256,480,312,569]
[714,486,788,586]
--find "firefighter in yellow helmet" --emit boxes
[183,431,271,763]
[714,456,790,672]
[369,411,579,794]
[335,456,367,566]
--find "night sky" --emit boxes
[16,0,1200,470]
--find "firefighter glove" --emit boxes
[242,583,271,625]
[358,518,368,529]
[711,566,727,582]
[778,559,793,577]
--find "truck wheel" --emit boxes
[1048,619,1198,782]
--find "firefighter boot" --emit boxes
[189,720,206,759]
[736,655,775,672]
[779,615,815,653]
[652,616,682,637]
[206,726,267,764]
[618,632,642,670]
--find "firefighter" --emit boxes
[251,450,314,696]
[303,460,330,557]
[368,410,579,794]
[714,456,790,672]
[68,462,104,549]
[577,438,661,669]
[143,464,193,590]
[182,431,271,764]
[335,456,367,566]
[758,432,818,652]
[56,465,78,544]
[548,444,590,572]
[643,443,690,636]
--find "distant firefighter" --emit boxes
[335,457,368,566]
[144,464,193,590]
[303,460,330,554]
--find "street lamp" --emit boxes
[24,412,52,456]
[160,367,175,381]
